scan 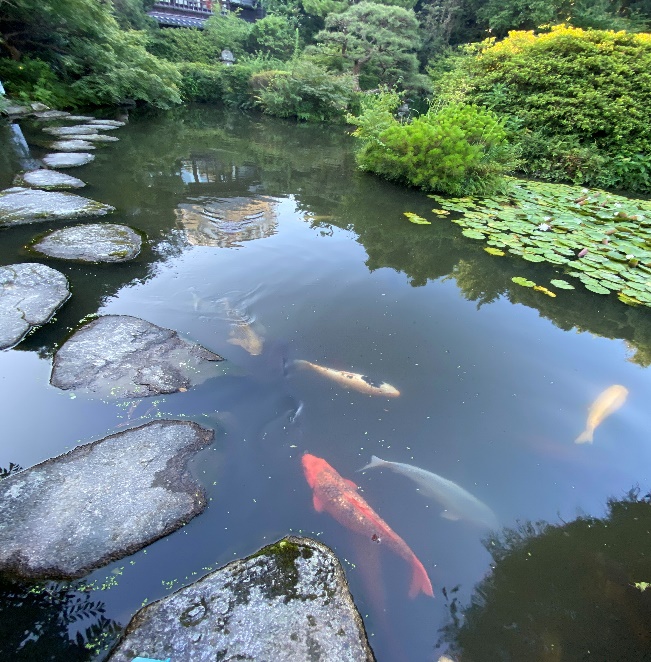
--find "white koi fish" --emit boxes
[575,384,628,444]
[359,456,498,529]
[293,360,400,397]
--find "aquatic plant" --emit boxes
[429,179,651,307]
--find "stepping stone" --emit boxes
[44,125,99,137]
[49,139,96,152]
[15,169,86,190]
[32,110,72,120]
[0,420,214,580]
[88,119,125,128]
[0,263,69,349]
[0,187,113,227]
[51,315,224,398]
[33,223,142,262]
[107,537,375,662]
[62,133,119,143]
[3,104,32,117]
[43,152,95,168]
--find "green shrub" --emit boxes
[350,97,518,194]
[0,57,72,107]
[178,62,225,102]
[255,59,358,122]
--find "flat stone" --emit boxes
[30,102,49,112]
[0,187,113,227]
[32,110,72,120]
[43,152,95,168]
[88,119,125,128]
[33,223,142,262]
[51,315,224,398]
[0,263,69,349]
[107,537,375,662]
[15,169,86,190]
[43,125,99,137]
[0,420,213,580]
[49,139,96,152]
[3,104,32,117]
[62,133,119,143]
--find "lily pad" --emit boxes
[512,276,536,287]
[404,212,431,225]
[534,285,556,297]
[484,247,505,256]
[462,229,486,240]
[550,279,575,290]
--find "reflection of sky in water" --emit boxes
[2,108,651,661]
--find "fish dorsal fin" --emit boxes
[312,492,325,512]
[343,478,358,491]
[441,510,460,521]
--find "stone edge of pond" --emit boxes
[0,420,214,581]
[106,535,376,662]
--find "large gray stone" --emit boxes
[15,169,86,190]
[43,152,95,168]
[33,223,142,263]
[62,133,119,143]
[107,537,375,662]
[88,119,125,129]
[0,420,213,580]
[32,110,72,120]
[51,315,224,398]
[49,139,96,152]
[43,125,99,137]
[0,187,113,226]
[0,262,69,349]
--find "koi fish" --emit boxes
[227,323,264,356]
[301,453,433,598]
[359,456,498,529]
[293,360,400,397]
[575,384,628,444]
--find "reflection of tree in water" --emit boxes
[0,578,121,661]
[439,489,651,661]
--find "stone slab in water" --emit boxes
[15,169,86,190]
[0,262,69,350]
[49,139,96,152]
[33,223,142,263]
[3,104,32,117]
[88,119,125,128]
[107,536,375,662]
[43,152,95,168]
[0,420,213,580]
[63,133,119,143]
[32,110,72,120]
[44,125,99,137]
[51,315,225,398]
[0,187,113,227]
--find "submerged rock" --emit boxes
[0,263,69,349]
[43,125,99,137]
[107,536,375,662]
[42,152,95,168]
[0,420,213,580]
[33,223,142,262]
[51,315,224,398]
[15,169,86,190]
[0,187,113,226]
[49,139,96,152]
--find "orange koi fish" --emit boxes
[302,453,433,598]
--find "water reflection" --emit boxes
[176,195,278,248]
[439,488,651,661]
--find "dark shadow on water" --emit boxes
[438,488,651,661]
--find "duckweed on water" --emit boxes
[428,179,651,307]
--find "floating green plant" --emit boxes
[512,276,535,287]
[404,212,431,225]
[430,179,651,307]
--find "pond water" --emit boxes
[2,105,651,661]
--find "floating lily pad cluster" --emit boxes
[428,179,651,307]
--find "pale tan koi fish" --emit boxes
[227,323,264,356]
[293,360,400,397]
[575,384,628,444]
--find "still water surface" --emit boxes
[2,106,651,660]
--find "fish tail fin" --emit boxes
[408,557,434,599]
[357,455,386,472]
[575,429,594,444]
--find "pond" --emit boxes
[2,105,651,661]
